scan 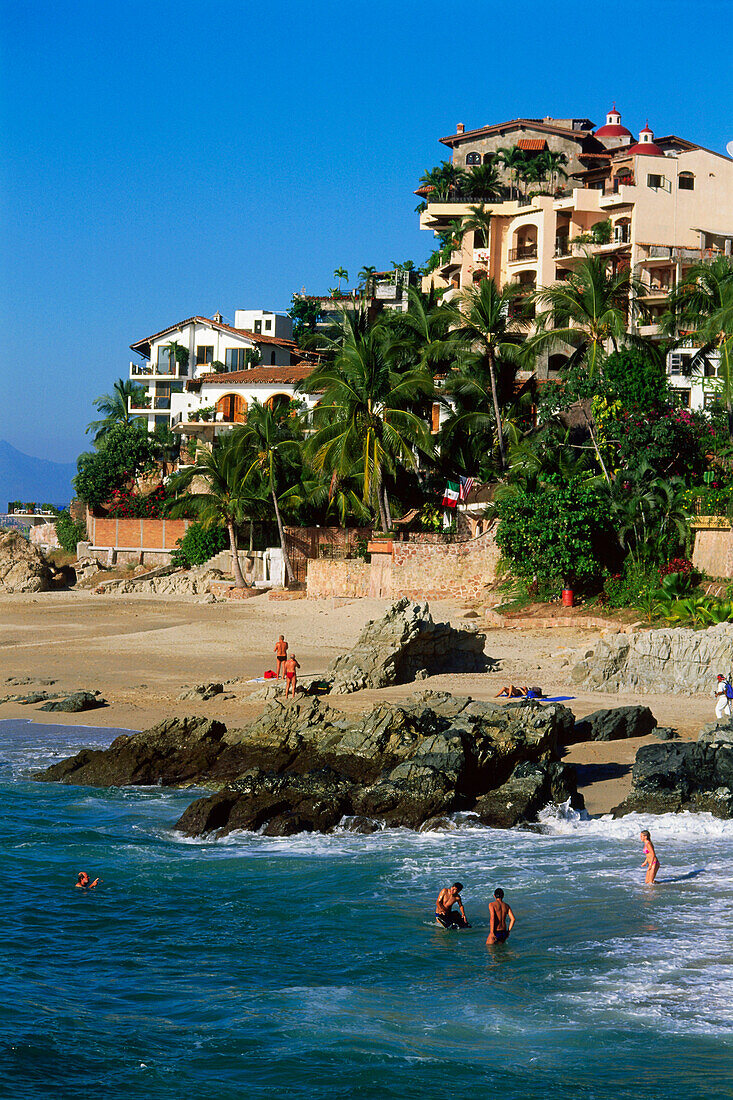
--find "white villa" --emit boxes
[127,309,321,439]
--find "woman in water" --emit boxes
[640,830,659,884]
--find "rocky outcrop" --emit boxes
[572,706,657,742]
[326,599,487,694]
[38,690,106,713]
[571,624,733,696]
[105,567,225,597]
[0,528,51,593]
[613,726,733,817]
[35,692,582,835]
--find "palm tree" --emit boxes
[305,317,434,530]
[461,204,493,249]
[529,255,643,479]
[333,267,349,293]
[418,161,467,202]
[541,150,569,193]
[519,157,545,194]
[452,278,530,469]
[235,401,301,584]
[665,257,733,439]
[463,162,504,202]
[358,266,377,297]
[86,378,147,442]
[169,434,261,588]
[389,286,462,378]
[497,146,527,200]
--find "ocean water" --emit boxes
[2,719,733,1100]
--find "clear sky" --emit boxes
[1,0,731,463]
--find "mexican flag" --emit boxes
[442,480,459,507]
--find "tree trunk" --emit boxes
[272,487,295,585]
[383,484,393,530]
[376,479,388,532]
[227,521,246,588]
[577,401,611,484]
[249,519,254,553]
[488,347,507,470]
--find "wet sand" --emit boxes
[0,590,715,814]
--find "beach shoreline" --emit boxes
[0,590,715,815]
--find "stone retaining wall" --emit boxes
[691,523,733,578]
[306,527,501,601]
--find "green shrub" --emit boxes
[495,481,614,591]
[74,423,158,507]
[170,523,228,567]
[602,559,659,609]
[55,510,87,553]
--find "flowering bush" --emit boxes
[659,557,694,581]
[106,485,192,518]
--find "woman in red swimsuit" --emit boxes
[640,830,660,884]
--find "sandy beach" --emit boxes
[0,590,715,814]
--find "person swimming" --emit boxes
[640,830,660,884]
[435,882,471,929]
[486,888,515,945]
[76,871,100,889]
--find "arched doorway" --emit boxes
[265,392,293,415]
[216,393,247,422]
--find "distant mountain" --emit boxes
[0,440,77,508]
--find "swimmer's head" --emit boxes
[494,888,504,900]
[451,882,463,893]
[718,675,726,681]
[640,830,651,840]
[77,872,87,883]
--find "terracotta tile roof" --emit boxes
[130,316,297,359]
[194,364,315,386]
[440,119,595,147]
[517,138,547,151]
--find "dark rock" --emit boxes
[177,682,224,702]
[474,761,582,828]
[613,739,733,818]
[652,727,679,741]
[39,691,106,713]
[572,706,657,743]
[16,692,62,705]
[697,720,733,745]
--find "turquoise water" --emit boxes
[2,719,733,1100]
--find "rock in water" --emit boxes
[35,692,582,836]
[572,706,657,742]
[571,624,733,696]
[326,598,487,694]
[613,735,733,818]
[0,528,52,593]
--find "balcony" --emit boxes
[130,361,153,377]
[508,244,538,263]
[554,238,572,257]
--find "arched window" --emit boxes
[483,152,493,165]
[270,350,276,365]
[465,151,481,166]
[679,171,695,190]
[216,393,247,423]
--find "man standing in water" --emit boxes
[435,882,471,928]
[486,888,515,944]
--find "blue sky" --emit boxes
[1,0,731,464]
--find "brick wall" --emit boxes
[87,512,191,565]
[306,526,501,601]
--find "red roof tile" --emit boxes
[193,364,315,386]
[440,119,595,147]
[517,138,547,151]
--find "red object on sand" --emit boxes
[264,670,276,679]
[562,589,574,607]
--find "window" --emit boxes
[225,347,249,371]
[254,319,262,333]
[270,351,276,365]
[679,172,695,190]
[483,153,493,165]
[704,391,721,410]
[156,346,174,373]
[465,152,481,166]
[672,388,691,408]
[265,319,272,331]
[196,345,213,366]
[647,173,665,189]
[669,352,692,375]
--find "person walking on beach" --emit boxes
[284,654,300,698]
[714,674,733,720]
[435,882,471,929]
[640,830,660,884]
[274,635,288,679]
[486,888,515,944]
[76,871,100,889]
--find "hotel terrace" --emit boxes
[419,107,733,407]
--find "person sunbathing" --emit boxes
[495,685,528,698]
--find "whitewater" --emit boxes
[1,718,732,1099]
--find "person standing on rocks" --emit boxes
[640,830,660,884]
[486,888,515,944]
[435,882,471,929]
[274,636,288,679]
[714,675,733,720]
[284,654,300,698]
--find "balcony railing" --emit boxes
[130,361,153,376]
[554,238,572,257]
[508,244,538,262]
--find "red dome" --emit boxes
[595,123,632,138]
[626,140,665,156]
